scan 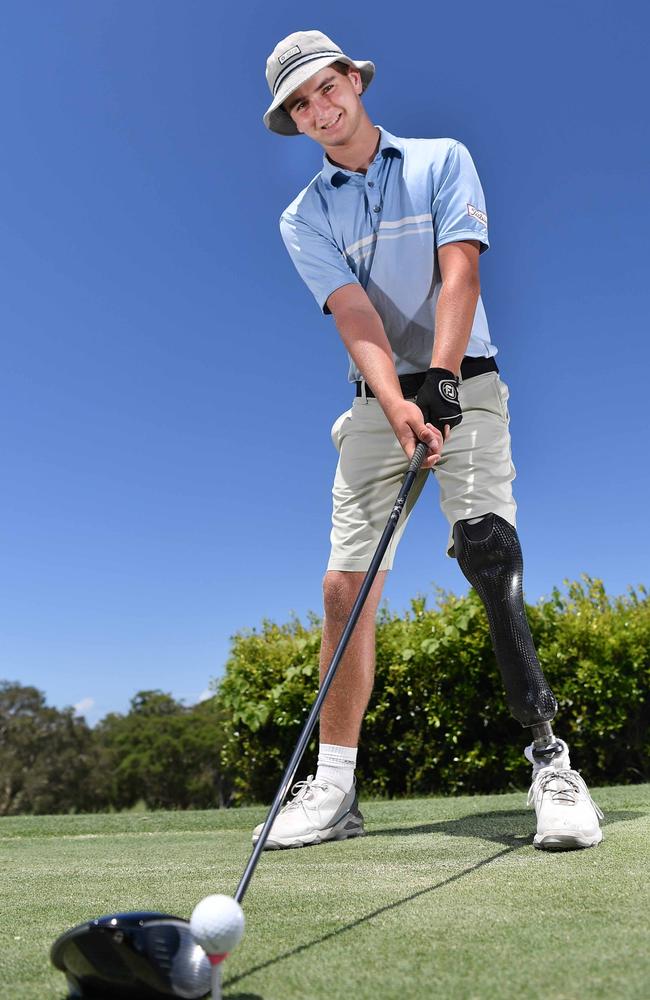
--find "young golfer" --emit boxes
[255,30,603,851]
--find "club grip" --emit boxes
[408,441,429,473]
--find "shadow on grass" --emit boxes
[48,992,267,1000]
[224,842,516,991]
[224,805,643,993]
[368,807,642,847]
[61,992,263,1000]
[368,808,533,847]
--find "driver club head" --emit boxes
[50,911,212,999]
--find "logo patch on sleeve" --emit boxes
[467,204,488,226]
[278,45,301,65]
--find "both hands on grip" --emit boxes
[415,368,463,438]
[387,367,463,470]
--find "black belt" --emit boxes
[355,356,498,398]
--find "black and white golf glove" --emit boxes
[415,368,462,437]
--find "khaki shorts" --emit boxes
[327,371,517,571]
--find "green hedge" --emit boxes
[217,579,650,802]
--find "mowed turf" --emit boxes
[1,784,648,1000]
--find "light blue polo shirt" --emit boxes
[280,126,496,382]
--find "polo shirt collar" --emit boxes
[321,126,404,188]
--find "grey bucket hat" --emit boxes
[263,30,375,136]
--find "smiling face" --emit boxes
[284,64,365,150]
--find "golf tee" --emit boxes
[208,953,227,1000]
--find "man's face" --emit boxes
[285,66,364,148]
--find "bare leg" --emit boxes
[319,569,387,747]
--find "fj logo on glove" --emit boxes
[439,380,459,403]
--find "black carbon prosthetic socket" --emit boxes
[453,514,558,728]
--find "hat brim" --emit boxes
[263,57,375,136]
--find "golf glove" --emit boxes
[415,368,462,436]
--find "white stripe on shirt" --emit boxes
[344,214,432,257]
[346,224,433,262]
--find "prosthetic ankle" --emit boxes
[453,514,558,729]
[528,721,566,766]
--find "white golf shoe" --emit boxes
[525,740,604,850]
[252,775,365,850]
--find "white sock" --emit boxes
[316,743,357,794]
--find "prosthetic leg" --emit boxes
[452,513,564,765]
[454,513,604,848]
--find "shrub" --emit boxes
[216,579,650,802]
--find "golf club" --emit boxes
[51,440,429,1000]
[235,439,429,902]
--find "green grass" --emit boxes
[2,784,648,999]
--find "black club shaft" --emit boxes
[235,442,429,903]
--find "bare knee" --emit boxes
[323,571,362,620]
[322,570,386,623]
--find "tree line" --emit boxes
[0,686,230,815]
[1,577,649,815]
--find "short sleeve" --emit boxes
[280,211,360,314]
[432,142,490,253]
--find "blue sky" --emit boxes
[1,1,648,726]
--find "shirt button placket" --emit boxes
[367,174,381,220]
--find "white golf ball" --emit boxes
[189,894,245,955]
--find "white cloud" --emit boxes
[196,688,214,703]
[74,697,95,717]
